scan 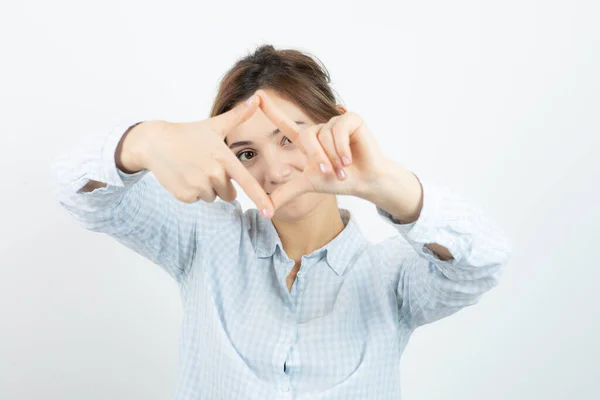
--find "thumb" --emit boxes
[212,94,260,138]
[269,175,314,211]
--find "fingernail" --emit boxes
[342,156,351,166]
[319,163,328,174]
[337,168,346,180]
[246,95,255,107]
[261,208,273,218]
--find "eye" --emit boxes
[236,150,256,162]
[282,136,293,145]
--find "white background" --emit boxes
[1,0,598,399]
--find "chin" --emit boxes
[272,192,325,221]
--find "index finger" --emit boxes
[211,94,261,139]
[255,90,305,148]
[217,149,275,218]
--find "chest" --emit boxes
[190,246,401,387]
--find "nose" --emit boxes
[263,149,292,186]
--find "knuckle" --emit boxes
[331,124,344,138]
[207,166,224,182]
[219,191,232,202]
[175,190,197,204]
[313,123,325,134]
[212,151,227,164]
[316,124,329,136]
[221,188,237,202]
[173,192,186,202]
[197,189,217,203]
[297,136,313,153]
[316,131,327,143]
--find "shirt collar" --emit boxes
[252,208,368,276]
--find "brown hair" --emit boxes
[210,44,343,127]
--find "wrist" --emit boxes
[116,120,164,173]
[355,157,399,200]
[360,159,424,224]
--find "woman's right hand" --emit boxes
[122,94,274,218]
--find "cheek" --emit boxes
[245,162,274,190]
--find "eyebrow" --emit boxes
[228,121,306,150]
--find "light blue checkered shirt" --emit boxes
[51,122,512,399]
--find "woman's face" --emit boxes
[225,89,330,221]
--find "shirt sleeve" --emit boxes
[376,174,513,329]
[50,121,221,284]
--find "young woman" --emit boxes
[52,45,512,399]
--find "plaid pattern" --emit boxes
[51,123,512,399]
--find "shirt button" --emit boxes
[281,384,290,392]
[284,338,293,345]
[297,271,303,277]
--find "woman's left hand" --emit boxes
[256,90,391,210]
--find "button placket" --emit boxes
[297,252,320,279]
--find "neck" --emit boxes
[272,195,345,263]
